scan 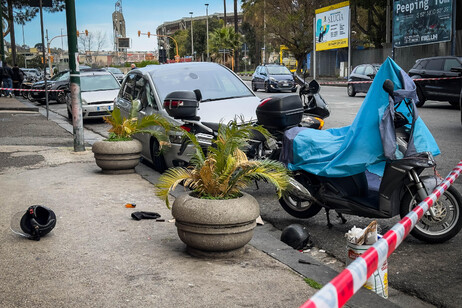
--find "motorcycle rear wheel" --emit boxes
[400,186,462,243]
[278,175,322,218]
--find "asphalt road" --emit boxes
[248,85,462,308]
[22,85,461,307]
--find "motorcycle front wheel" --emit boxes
[400,186,462,243]
[278,175,322,219]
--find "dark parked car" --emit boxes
[251,64,297,93]
[347,64,381,97]
[29,70,69,104]
[408,56,462,107]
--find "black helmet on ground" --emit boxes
[20,205,56,241]
[280,224,311,250]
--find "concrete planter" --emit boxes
[172,192,260,257]
[92,139,142,174]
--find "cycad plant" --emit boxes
[103,100,173,145]
[155,119,290,208]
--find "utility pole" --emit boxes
[39,0,49,119]
[234,0,239,73]
[0,3,5,63]
[65,0,85,152]
[205,3,209,62]
[189,12,194,60]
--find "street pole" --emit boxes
[46,29,53,78]
[39,0,49,119]
[205,4,209,62]
[189,12,194,61]
[0,3,4,63]
[65,0,85,152]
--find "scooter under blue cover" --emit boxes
[280,57,440,177]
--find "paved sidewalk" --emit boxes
[0,96,407,308]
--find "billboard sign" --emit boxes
[118,37,130,48]
[315,1,350,51]
[393,0,453,48]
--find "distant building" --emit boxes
[156,12,243,58]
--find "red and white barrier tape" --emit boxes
[300,160,462,308]
[320,76,462,85]
[0,87,64,92]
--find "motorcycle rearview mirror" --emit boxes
[383,79,394,97]
[193,89,202,102]
[308,80,320,94]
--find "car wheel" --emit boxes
[265,82,272,93]
[27,92,35,102]
[252,81,257,92]
[56,90,66,104]
[415,86,426,107]
[150,138,167,173]
[449,101,460,109]
[67,107,72,120]
[347,84,356,97]
[291,88,297,92]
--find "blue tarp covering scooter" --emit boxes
[280,57,440,177]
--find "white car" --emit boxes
[66,69,120,119]
[114,62,261,172]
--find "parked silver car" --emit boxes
[114,62,261,172]
[66,69,120,119]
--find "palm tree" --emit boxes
[155,119,290,208]
[209,26,241,67]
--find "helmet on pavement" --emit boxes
[280,224,311,250]
[20,205,56,241]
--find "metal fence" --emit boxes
[313,29,461,77]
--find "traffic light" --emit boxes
[85,29,88,36]
[41,57,44,63]
[138,30,141,37]
[76,30,79,37]
[147,32,151,38]
[50,56,54,63]
[159,49,167,64]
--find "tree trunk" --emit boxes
[7,0,16,65]
[234,0,239,72]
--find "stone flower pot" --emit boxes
[92,139,142,174]
[171,192,260,257]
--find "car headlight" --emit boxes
[46,84,52,89]
[81,99,88,105]
[269,77,277,83]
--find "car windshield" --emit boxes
[107,67,123,74]
[150,63,254,102]
[266,66,291,75]
[51,71,69,81]
[81,74,120,92]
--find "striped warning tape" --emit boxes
[300,160,462,308]
[0,87,64,92]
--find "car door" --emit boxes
[363,65,376,92]
[421,58,444,100]
[133,77,162,159]
[115,72,139,118]
[254,66,263,89]
[350,65,365,92]
[442,58,462,102]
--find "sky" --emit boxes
[11,0,238,52]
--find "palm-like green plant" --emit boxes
[155,119,290,208]
[103,100,174,145]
